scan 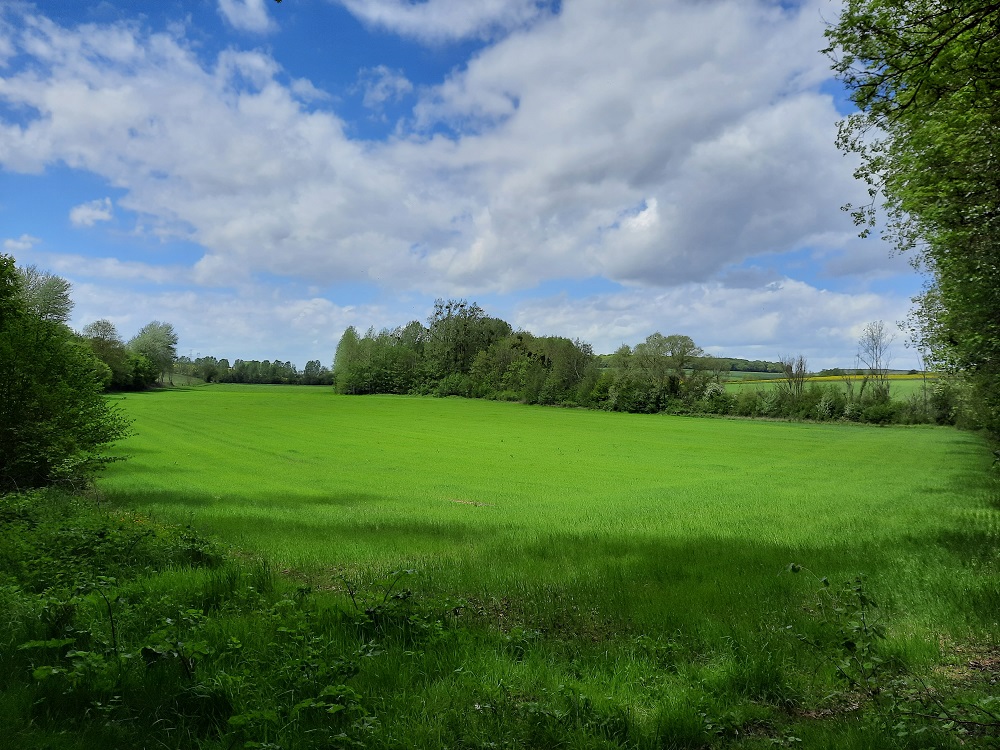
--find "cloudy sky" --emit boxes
[0,0,924,369]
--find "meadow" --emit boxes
[724,372,936,399]
[56,384,996,747]
[103,385,973,602]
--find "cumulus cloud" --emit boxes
[0,1,915,368]
[0,2,868,295]
[69,197,113,227]
[334,0,552,43]
[404,0,862,290]
[67,278,396,366]
[358,65,413,110]
[513,280,917,369]
[3,233,40,252]
[217,0,276,34]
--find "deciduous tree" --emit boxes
[856,320,894,404]
[777,355,808,402]
[827,0,1000,434]
[129,321,179,383]
[15,264,73,324]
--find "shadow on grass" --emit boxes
[98,470,1000,636]
[117,386,199,396]
[101,487,390,510]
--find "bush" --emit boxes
[929,380,959,425]
[699,383,734,415]
[814,387,845,420]
[860,401,898,425]
[733,389,760,417]
[434,373,473,398]
[0,256,131,492]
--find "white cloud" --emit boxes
[217,0,276,34]
[401,0,862,291]
[334,0,551,43]
[26,250,189,286]
[290,77,330,103]
[69,197,113,227]
[0,3,871,296]
[0,1,917,364]
[513,280,919,369]
[3,233,40,252]
[358,65,413,109]
[67,278,395,366]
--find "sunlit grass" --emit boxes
[725,372,936,398]
[102,386,996,634]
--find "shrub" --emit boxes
[0,256,131,492]
[860,401,898,425]
[699,383,734,415]
[733,389,760,417]
[434,373,473,398]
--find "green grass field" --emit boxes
[90,385,1000,747]
[725,373,936,399]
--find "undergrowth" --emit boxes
[1,489,997,749]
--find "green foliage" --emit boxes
[333,306,940,425]
[301,359,334,385]
[424,298,511,380]
[597,334,716,413]
[224,358,300,385]
[128,321,178,383]
[15,264,74,325]
[791,569,1000,744]
[333,311,600,406]
[81,319,160,390]
[0,490,380,749]
[333,324,425,394]
[0,256,131,492]
[827,0,1000,437]
[0,493,220,594]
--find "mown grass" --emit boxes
[5,385,997,748]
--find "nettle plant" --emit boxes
[788,565,1000,741]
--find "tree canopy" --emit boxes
[826,0,1000,434]
[15,264,74,324]
[128,320,179,383]
[82,318,159,390]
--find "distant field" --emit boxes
[725,372,936,398]
[102,385,992,633]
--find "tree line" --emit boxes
[171,356,333,385]
[332,299,736,409]
[333,300,961,426]
[81,318,178,390]
[81,323,335,389]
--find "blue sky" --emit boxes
[1,0,925,368]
